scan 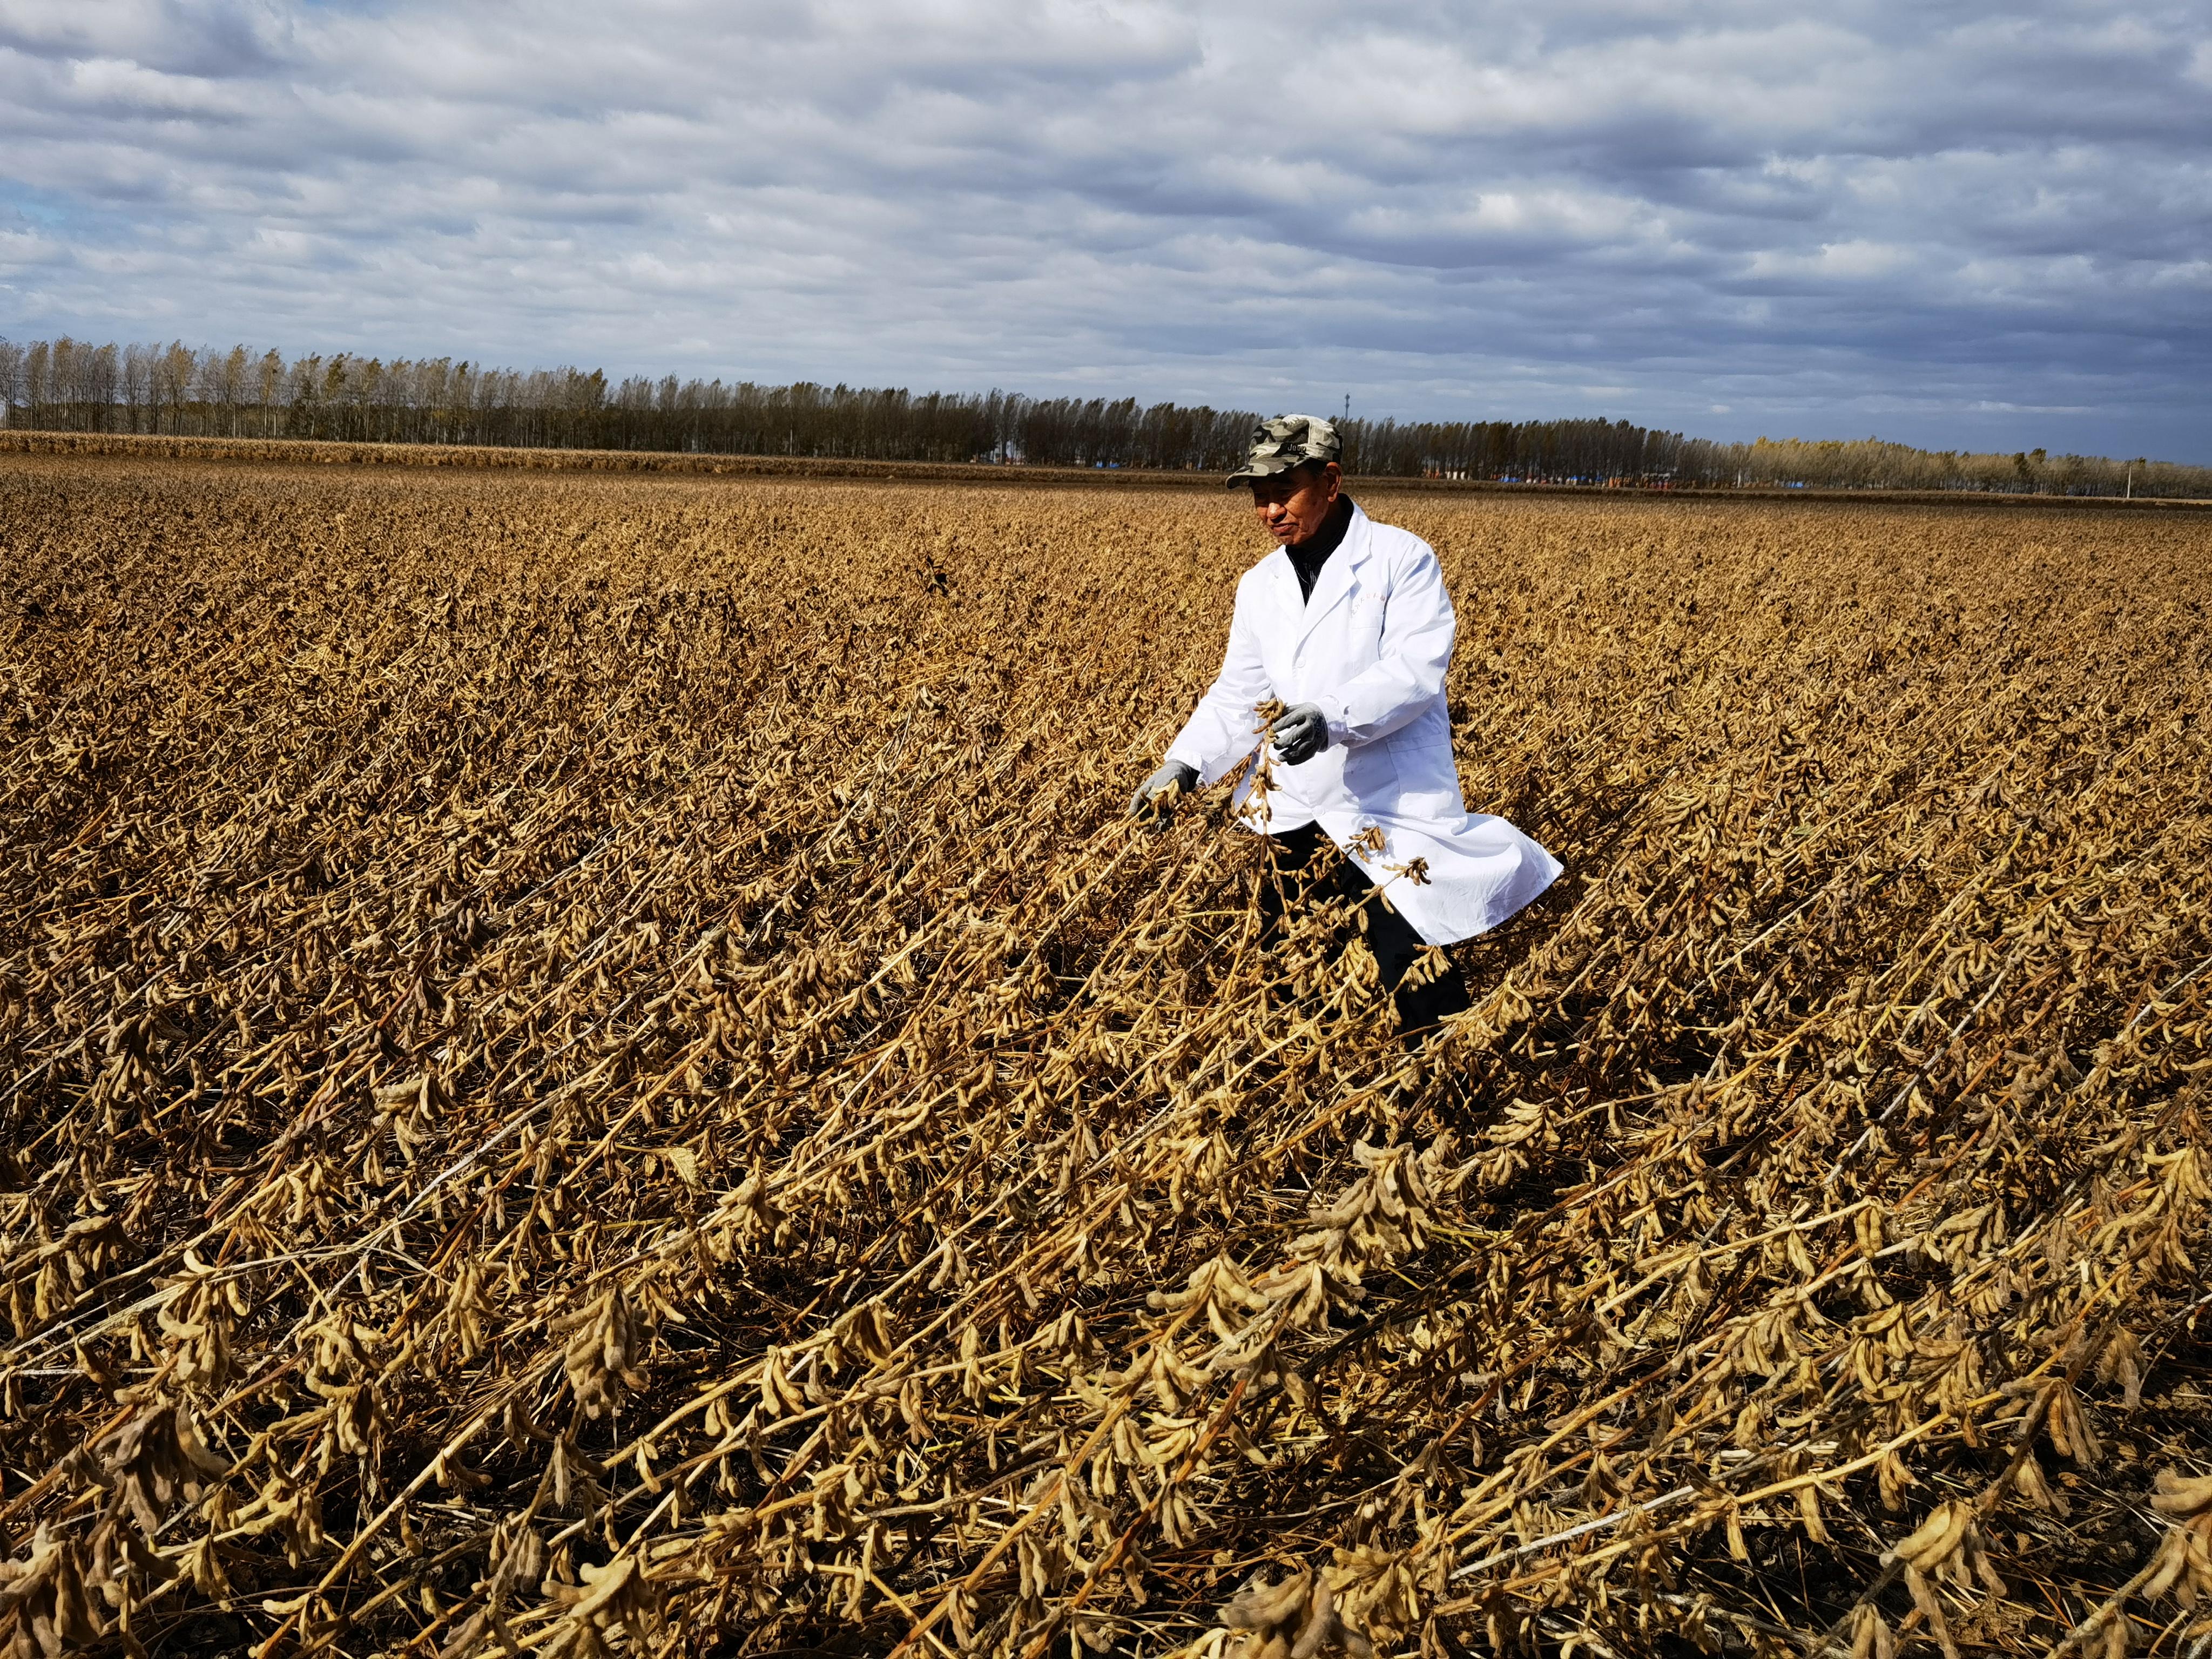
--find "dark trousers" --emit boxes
[1257,821,1473,1036]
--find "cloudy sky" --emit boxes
[3,0,2208,459]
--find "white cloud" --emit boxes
[1745,240,1917,281]
[0,0,2207,458]
[62,53,248,116]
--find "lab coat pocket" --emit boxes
[1341,738,1404,813]
[1389,720,1467,817]
[1344,591,1386,667]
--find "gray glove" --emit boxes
[1129,759,1198,817]
[1269,703,1329,766]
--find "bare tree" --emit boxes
[0,338,23,426]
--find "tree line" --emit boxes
[2,334,2204,497]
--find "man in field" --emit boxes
[1130,414,1561,1035]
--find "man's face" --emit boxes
[1249,462,1341,547]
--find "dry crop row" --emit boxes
[1,457,2209,1658]
[0,430,1223,487]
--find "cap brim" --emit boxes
[1225,460,1296,487]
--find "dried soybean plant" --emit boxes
[2,455,2209,1659]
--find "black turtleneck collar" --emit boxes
[1285,496,1353,603]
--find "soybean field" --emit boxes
[3,455,2209,1659]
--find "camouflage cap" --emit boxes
[1226,413,1341,487]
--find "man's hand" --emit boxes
[1129,759,1199,819]
[1269,703,1328,766]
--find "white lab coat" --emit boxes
[1166,502,1562,947]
